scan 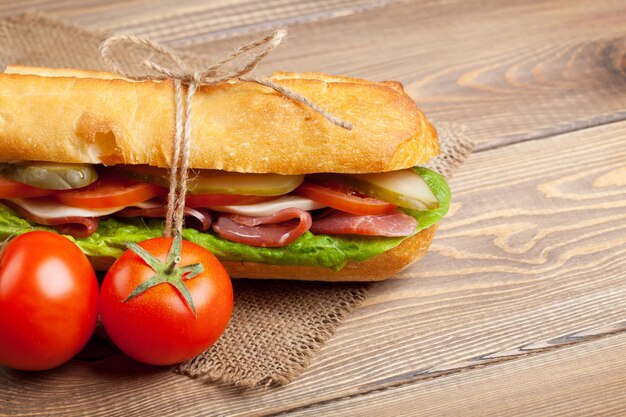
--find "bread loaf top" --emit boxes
[0,66,439,174]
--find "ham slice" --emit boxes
[310,210,417,237]
[115,205,213,232]
[213,208,312,247]
[53,220,100,238]
[4,201,100,238]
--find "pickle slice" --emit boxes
[0,162,99,190]
[346,169,439,210]
[110,165,170,187]
[111,165,305,196]
[314,169,439,210]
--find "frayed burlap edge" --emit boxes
[178,280,372,387]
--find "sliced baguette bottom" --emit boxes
[88,225,437,282]
[223,225,437,281]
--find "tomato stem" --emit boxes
[124,232,203,317]
[165,260,177,274]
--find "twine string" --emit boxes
[100,29,352,237]
[164,78,184,236]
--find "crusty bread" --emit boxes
[223,224,437,281]
[5,65,123,79]
[88,225,437,281]
[3,65,441,281]
[0,66,439,174]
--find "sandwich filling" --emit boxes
[0,164,450,270]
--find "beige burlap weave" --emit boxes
[0,13,474,387]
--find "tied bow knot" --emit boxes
[101,30,283,84]
[99,29,351,237]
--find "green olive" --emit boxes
[0,162,99,190]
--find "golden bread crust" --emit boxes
[0,66,439,174]
[88,225,437,281]
[222,224,437,281]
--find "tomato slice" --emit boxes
[294,182,397,215]
[185,193,275,208]
[0,176,57,198]
[56,175,166,209]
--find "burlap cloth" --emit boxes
[0,13,474,387]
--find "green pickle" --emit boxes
[310,169,440,211]
[345,170,439,211]
[112,165,304,196]
[0,162,99,190]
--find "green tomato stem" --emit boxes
[123,232,204,318]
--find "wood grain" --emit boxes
[286,332,626,417]
[0,0,398,42]
[0,1,625,415]
[2,112,624,417]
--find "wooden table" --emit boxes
[1,1,625,415]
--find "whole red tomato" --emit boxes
[0,231,99,371]
[99,235,233,365]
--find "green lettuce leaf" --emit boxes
[0,167,450,271]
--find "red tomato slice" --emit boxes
[56,175,166,209]
[294,182,396,215]
[185,193,275,207]
[0,177,57,198]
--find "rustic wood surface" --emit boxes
[289,332,626,417]
[1,0,625,416]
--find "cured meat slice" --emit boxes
[54,220,100,238]
[310,210,417,237]
[4,201,100,238]
[213,208,312,247]
[115,205,213,232]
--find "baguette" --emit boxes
[0,66,439,174]
[0,65,446,282]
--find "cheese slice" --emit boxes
[131,199,163,209]
[9,198,126,218]
[7,196,323,221]
[211,196,326,217]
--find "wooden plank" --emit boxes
[2,113,624,417]
[0,1,625,415]
[92,0,397,43]
[0,0,132,17]
[0,0,398,41]
[285,332,626,417]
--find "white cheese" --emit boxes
[9,198,126,218]
[130,199,163,209]
[211,196,326,217]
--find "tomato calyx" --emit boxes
[124,233,204,317]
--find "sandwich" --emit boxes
[0,65,450,281]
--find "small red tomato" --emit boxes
[0,231,99,371]
[99,235,233,365]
